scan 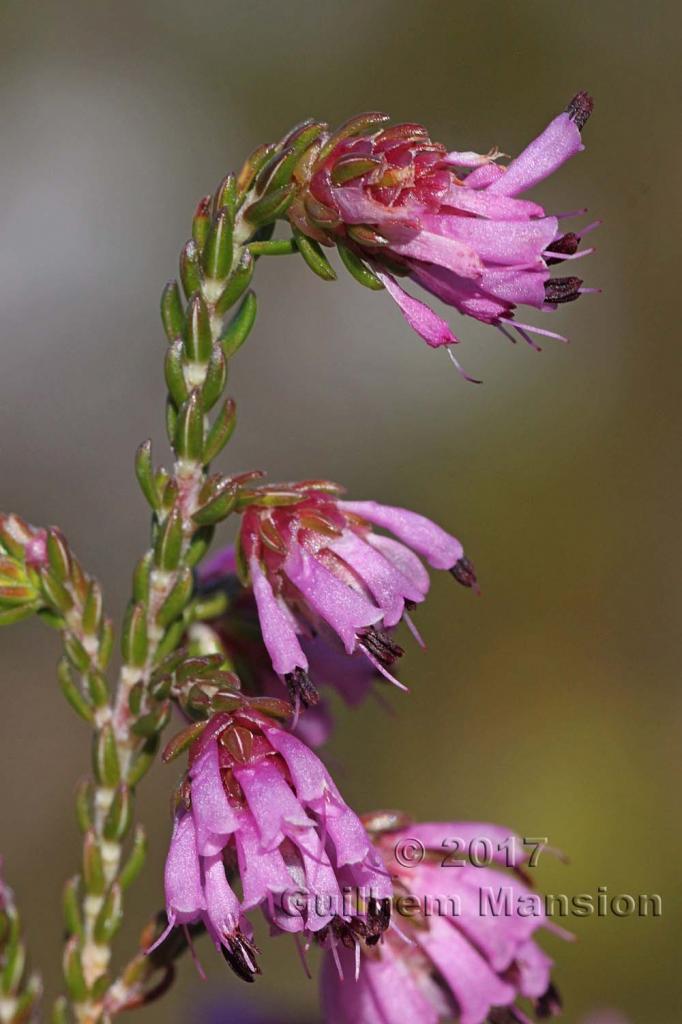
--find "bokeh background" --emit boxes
[1,1,679,1021]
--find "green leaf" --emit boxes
[236,142,277,193]
[82,579,103,636]
[292,227,337,281]
[92,724,120,789]
[174,390,204,462]
[132,550,153,605]
[62,938,88,1002]
[131,700,171,738]
[201,344,227,412]
[330,155,381,185]
[191,195,212,248]
[156,567,193,627]
[214,249,255,315]
[94,883,123,945]
[62,877,83,939]
[160,279,185,342]
[119,825,147,891]
[85,670,109,710]
[192,482,238,526]
[242,184,296,230]
[135,440,161,511]
[213,172,237,217]
[82,830,106,895]
[154,506,183,572]
[337,243,385,289]
[220,292,257,360]
[153,618,185,664]
[121,602,148,669]
[103,784,133,842]
[317,111,389,163]
[75,778,93,834]
[202,207,234,282]
[203,398,237,464]
[0,602,40,625]
[39,570,73,614]
[183,293,212,364]
[179,239,202,299]
[58,658,93,723]
[248,238,297,256]
[164,341,189,407]
[162,720,207,763]
[185,526,215,569]
[46,529,71,581]
[126,734,160,787]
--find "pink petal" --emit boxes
[417,915,515,1024]
[250,556,308,677]
[384,227,484,279]
[374,269,459,349]
[190,739,240,856]
[330,530,424,627]
[442,183,545,221]
[164,813,205,920]
[234,759,313,850]
[420,212,558,266]
[338,501,463,571]
[283,543,381,653]
[487,111,584,197]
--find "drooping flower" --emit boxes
[321,814,566,1024]
[290,94,597,370]
[159,705,391,981]
[237,482,476,705]
[194,548,382,747]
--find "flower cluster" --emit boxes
[290,94,597,372]
[238,482,476,705]
[322,816,564,1024]
[161,704,390,981]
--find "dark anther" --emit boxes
[535,981,562,1018]
[366,897,391,943]
[544,276,583,304]
[284,667,319,708]
[221,930,261,984]
[565,91,593,130]
[545,232,580,266]
[358,626,404,667]
[450,556,478,590]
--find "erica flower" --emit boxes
[195,548,382,747]
[160,706,391,981]
[290,94,597,371]
[238,482,476,705]
[321,815,565,1024]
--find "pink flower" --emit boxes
[238,482,475,705]
[291,94,597,371]
[160,708,391,981]
[195,551,383,746]
[321,815,565,1024]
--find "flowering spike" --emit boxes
[288,96,598,372]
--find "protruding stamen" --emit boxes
[565,91,593,130]
[284,667,319,708]
[450,556,478,591]
[366,896,391,944]
[358,626,404,668]
[544,276,583,304]
[221,930,261,984]
[545,232,580,265]
[535,980,562,1018]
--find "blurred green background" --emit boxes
[1,1,679,1021]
